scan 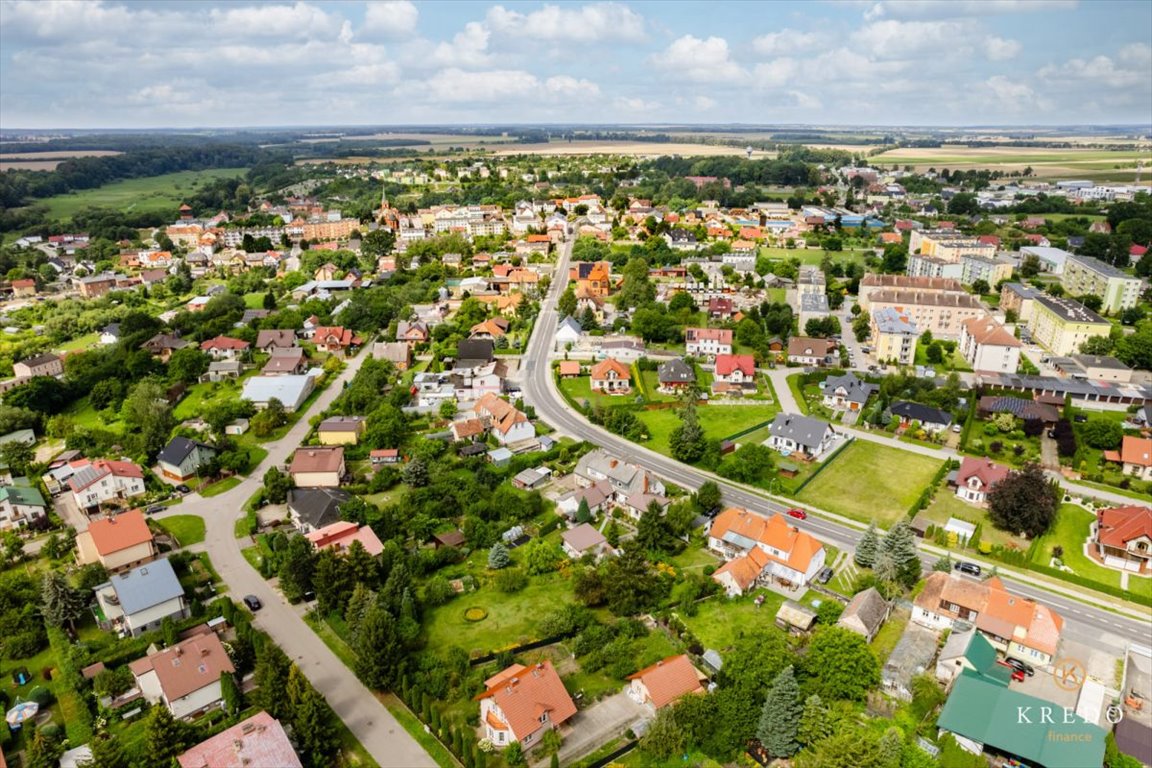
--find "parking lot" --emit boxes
[1007,637,1121,712]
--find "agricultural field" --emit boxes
[796,440,944,524]
[34,167,248,221]
[872,146,1151,181]
[0,149,123,171]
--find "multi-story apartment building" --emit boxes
[858,274,965,310]
[999,282,1041,322]
[906,253,963,281]
[1061,254,1143,313]
[1027,295,1111,356]
[870,307,918,365]
[910,230,996,260]
[959,317,1021,373]
[865,289,985,339]
[960,253,1014,288]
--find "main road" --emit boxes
[522,237,1152,653]
[156,351,436,767]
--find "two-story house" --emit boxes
[1093,505,1151,574]
[912,572,1063,668]
[589,358,631,394]
[254,329,297,353]
[472,393,536,445]
[94,557,188,637]
[684,328,733,357]
[0,482,48,531]
[953,457,1011,506]
[198,335,250,360]
[13,353,64,379]
[708,508,826,594]
[574,449,665,503]
[157,437,217,482]
[75,509,156,572]
[476,662,577,751]
[130,630,236,719]
[821,373,878,412]
[288,447,345,488]
[712,354,756,396]
[68,459,147,512]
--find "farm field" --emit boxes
[796,440,944,524]
[872,146,1151,180]
[35,167,248,221]
[0,149,123,171]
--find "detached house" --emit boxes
[708,509,826,594]
[890,401,952,433]
[287,488,351,534]
[198,335,249,360]
[397,321,430,347]
[787,336,836,367]
[1112,436,1152,481]
[69,458,146,512]
[590,358,631,394]
[13,352,64,379]
[712,354,756,396]
[254,329,297,352]
[473,393,535,445]
[574,449,665,503]
[157,437,217,482]
[76,509,156,572]
[311,326,361,356]
[288,446,345,488]
[142,334,193,363]
[0,482,48,531]
[953,457,1011,506]
[626,655,704,709]
[262,347,307,376]
[684,328,732,357]
[560,523,615,560]
[766,414,836,460]
[177,711,302,768]
[1093,505,1152,573]
[657,358,695,393]
[130,630,236,719]
[93,557,188,637]
[477,662,577,751]
[820,373,877,412]
[317,416,366,445]
[912,572,1063,668]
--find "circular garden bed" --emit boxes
[464,607,488,622]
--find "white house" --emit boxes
[554,316,583,350]
[766,414,837,460]
[68,459,147,511]
[130,631,235,719]
[959,317,1021,374]
[156,437,217,482]
[684,328,733,357]
[477,662,577,751]
[94,558,188,637]
[0,483,48,531]
[560,523,615,560]
[953,457,1011,506]
[708,508,826,595]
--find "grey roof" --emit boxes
[882,623,939,692]
[768,414,832,451]
[101,323,121,336]
[873,306,918,334]
[838,587,889,636]
[890,401,952,426]
[288,488,351,529]
[1033,294,1108,324]
[823,373,877,404]
[97,557,183,615]
[799,293,830,312]
[1067,252,1138,280]
[456,339,494,365]
[658,358,695,384]
[557,316,583,336]
[1001,282,1038,299]
[18,352,62,367]
[156,436,214,467]
[241,375,313,407]
[513,468,545,486]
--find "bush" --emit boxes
[494,568,527,593]
[424,577,456,607]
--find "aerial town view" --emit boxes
[0,1,1150,767]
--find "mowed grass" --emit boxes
[38,168,248,221]
[153,514,206,546]
[679,592,786,651]
[423,573,575,657]
[1030,504,1152,601]
[797,440,944,524]
[637,403,780,455]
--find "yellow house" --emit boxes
[871,307,918,365]
[317,416,366,445]
[75,509,157,572]
[1027,295,1111,356]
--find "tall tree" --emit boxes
[286,664,339,766]
[797,694,831,747]
[670,404,707,463]
[354,602,403,690]
[220,670,243,715]
[801,627,881,702]
[23,727,64,768]
[575,498,593,524]
[344,582,377,646]
[879,519,921,589]
[636,501,674,554]
[120,378,175,459]
[277,535,316,602]
[987,462,1058,538]
[253,640,293,720]
[855,520,879,568]
[313,548,353,617]
[143,705,195,765]
[557,287,578,319]
[757,666,802,758]
[40,571,86,631]
[79,732,130,768]
[693,481,722,513]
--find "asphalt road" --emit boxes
[522,237,1152,654]
[156,351,436,768]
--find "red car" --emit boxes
[997,660,1026,682]
[786,508,808,520]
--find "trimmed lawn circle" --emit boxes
[464,607,488,622]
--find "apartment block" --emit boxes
[959,317,1021,373]
[865,289,985,339]
[1027,295,1111,356]
[871,307,918,365]
[1061,254,1143,313]
[858,274,966,311]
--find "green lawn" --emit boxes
[200,476,242,497]
[557,372,638,410]
[243,292,267,309]
[153,514,206,546]
[55,332,99,353]
[870,608,911,663]
[797,440,944,524]
[422,573,575,657]
[637,403,780,455]
[679,592,786,651]
[173,375,259,422]
[919,491,1026,550]
[913,345,973,372]
[1030,504,1152,601]
[759,247,875,266]
[37,168,248,221]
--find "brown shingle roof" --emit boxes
[289,446,344,474]
[131,631,235,703]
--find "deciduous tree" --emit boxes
[987,462,1058,538]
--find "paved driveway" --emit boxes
[552,692,650,766]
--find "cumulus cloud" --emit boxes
[984,36,1021,61]
[361,1,419,37]
[404,68,599,105]
[650,35,747,83]
[613,96,661,112]
[484,3,645,43]
[864,0,1077,20]
[1038,49,1151,89]
[430,21,492,67]
[851,19,973,59]
[752,29,825,57]
[207,2,340,39]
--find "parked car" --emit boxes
[954,561,982,577]
[1003,657,1036,677]
[144,504,165,515]
[243,595,262,611]
[952,424,963,433]
[786,508,808,520]
[816,567,835,584]
[174,484,191,494]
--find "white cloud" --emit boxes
[431,22,492,67]
[982,75,1042,111]
[208,2,340,39]
[613,96,661,112]
[694,96,717,110]
[1038,50,1151,89]
[984,37,1021,61]
[484,3,645,43]
[406,68,599,105]
[751,29,824,56]
[788,90,823,110]
[361,1,419,37]
[544,75,601,98]
[650,35,747,83]
[864,0,1077,19]
[753,58,799,88]
[852,19,973,58]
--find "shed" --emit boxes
[777,462,800,479]
[775,600,818,634]
[944,517,977,544]
[512,468,548,490]
[488,447,513,467]
[433,531,467,549]
[881,622,939,700]
[836,587,890,642]
[702,649,723,674]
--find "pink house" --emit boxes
[305,520,384,556]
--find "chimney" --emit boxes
[201,647,210,657]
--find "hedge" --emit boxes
[905,458,958,519]
[1028,563,1152,608]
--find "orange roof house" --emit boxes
[470,317,510,339]
[305,520,384,557]
[1094,505,1152,573]
[557,360,581,377]
[627,655,704,709]
[75,509,156,572]
[477,662,577,750]
[311,326,361,355]
[130,631,236,719]
[707,509,826,594]
[590,357,631,394]
[571,261,612,298]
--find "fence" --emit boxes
[721,418,777,443]
[790,436,855,494]
[586,741,638,768]
[467,633,570,666]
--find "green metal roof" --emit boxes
[937,671,1106,768]
[0,483,46,508]
[964,631,1012,687]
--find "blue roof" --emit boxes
[98,557,184,615]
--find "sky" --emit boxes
[1,0,1150,129]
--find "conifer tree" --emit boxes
[881,519,922,588]
[797,694,831,747]
[488,542,511,569]
[354,602,402,690]
[756,665,802,757]
[855,519,879,568]
[287,664,339,766]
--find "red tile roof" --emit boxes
[289,446,344,474]
[305,521,384,556]
[590,358,630,381]
[956,457,1011,490]
[200,335,250,351]
[1120,436,1152,468]
[709,508,823,573]
[476,661,577,741]
[130,631,235,703]
[627,655,703,708]
[85,509,153,555]
[1096,506,1152,550]
[714,354,755,377]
